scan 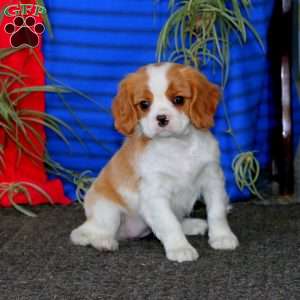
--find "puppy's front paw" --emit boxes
[166,245,199,263]
[209,232,239,250]
[70,226,118,251]
[70,227,90,246]
[91,236,119,252]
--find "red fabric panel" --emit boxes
[0,0,71,206]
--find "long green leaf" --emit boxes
[9,85,71,95]
[0,47,25,60]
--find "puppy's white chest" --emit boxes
[138,135,192,198]
[137,129,219,217]
[139,131,207,180]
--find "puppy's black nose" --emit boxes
[156,114,169,127]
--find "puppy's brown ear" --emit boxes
[112,76,138,136]
[183,67,220,129]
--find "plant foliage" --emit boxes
[157,0,264,199]
[157,0,263,84]
[0,48,95,216]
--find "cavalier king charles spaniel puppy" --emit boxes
[70,63,239,263]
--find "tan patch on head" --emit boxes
[166,64,220,129]
[150,62,165,68]
[112,67,153,136]
[86,133,150,210]
[166,64,193,111]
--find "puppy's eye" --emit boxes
[139,100,151,111]
[173,96,185,106]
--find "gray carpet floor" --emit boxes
[0,202,300,300]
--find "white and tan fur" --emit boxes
[70,63,239,263]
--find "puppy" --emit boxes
[70,63,239,263]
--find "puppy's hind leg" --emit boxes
[70,198,121,252]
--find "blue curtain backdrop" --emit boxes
[43,0,299,201]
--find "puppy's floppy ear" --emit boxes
[183,67,220,129]
[112,76,138,136]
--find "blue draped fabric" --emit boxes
[44,0,297,201]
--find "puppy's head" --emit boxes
[112,63,220,138]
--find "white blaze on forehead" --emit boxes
[146,63,172,99]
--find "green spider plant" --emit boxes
[0,48,97,216]
[0,2,102,216]
[0,181,53,217]
[157,0,263,83]
[156,0,264,199]
[0,57,74,162]
[0,50,75,215]
[45,156,95,205]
